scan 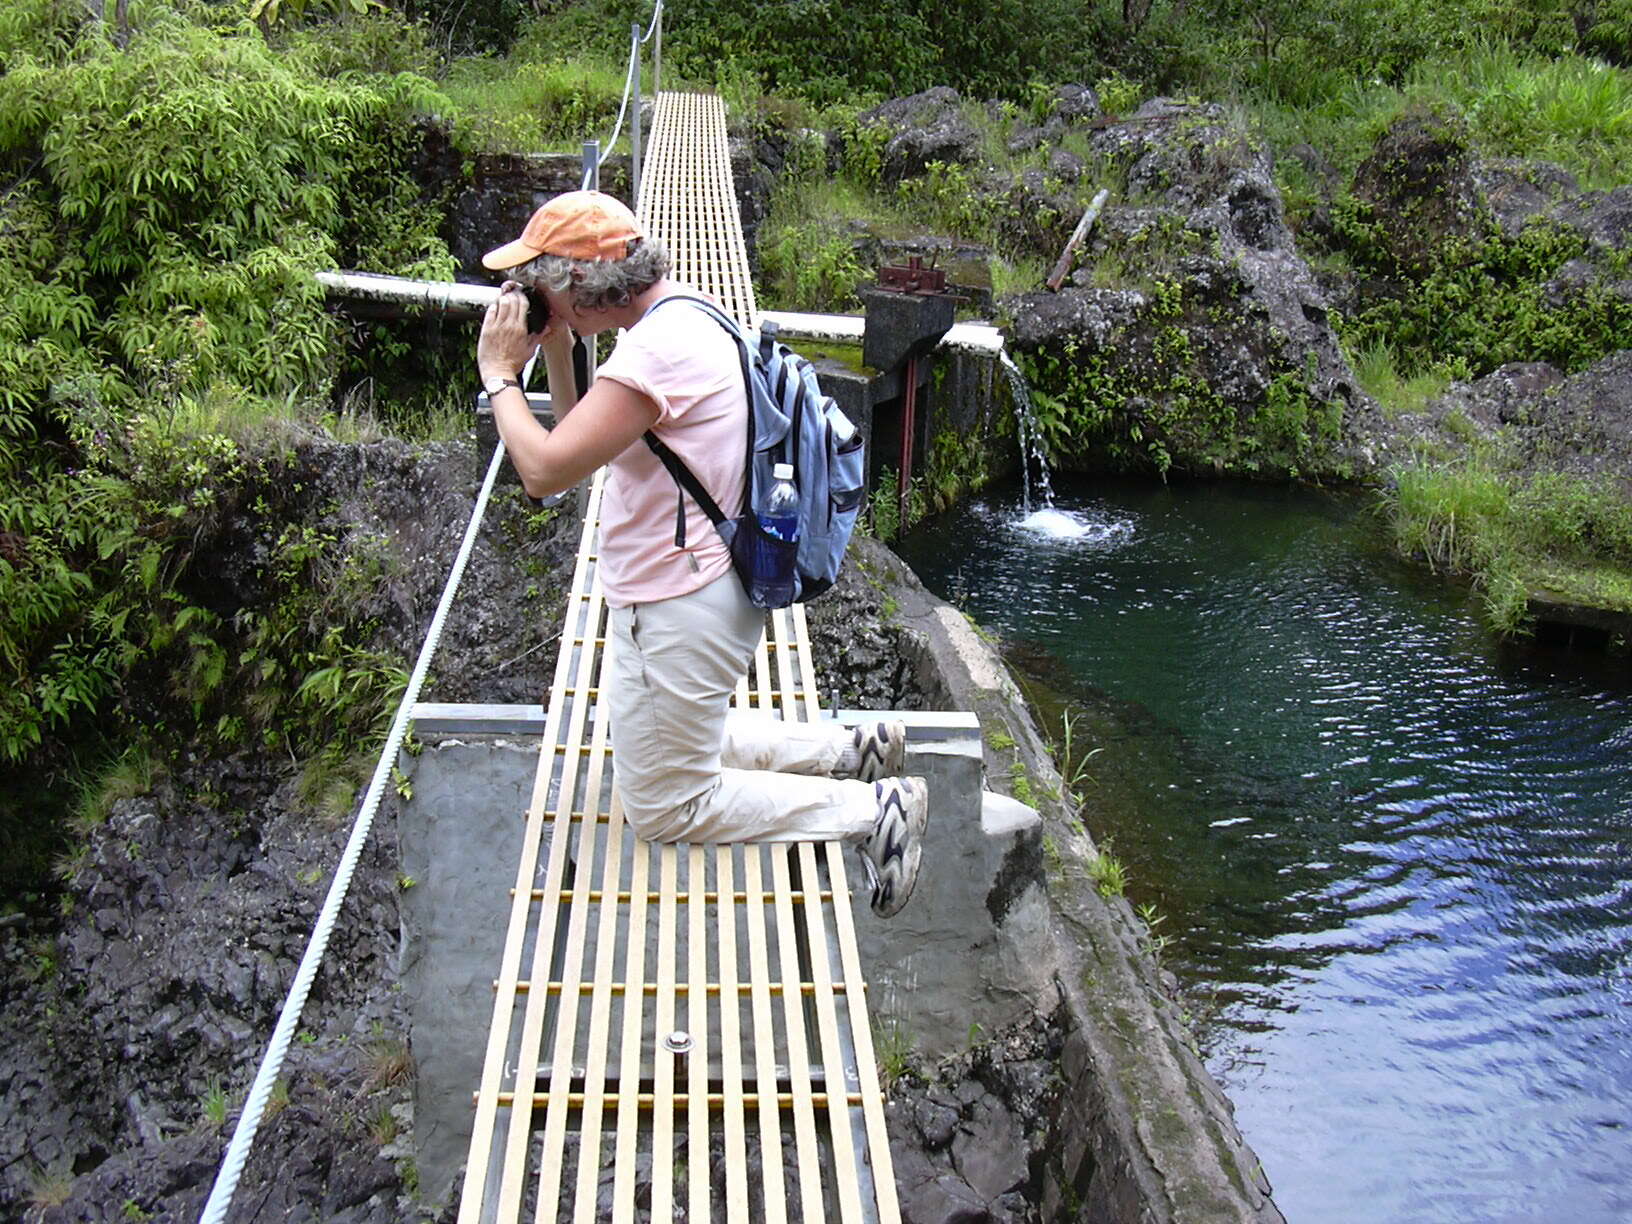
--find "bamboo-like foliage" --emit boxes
[0,3,455,768]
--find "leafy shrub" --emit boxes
[0,5,452,780]
[1338,217,1632,380]
[440,53,626,153]
[757,223,865,311]
[283,10,442,78]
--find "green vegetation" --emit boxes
[198,1075,230,1129]
[1087,841,1128,899]
[0,1,475,892]
[873,1016,916,1090]
[439,50,627,154]
[861,467,929,541]
[4,0,1632,902]
[1383,460,1632,634]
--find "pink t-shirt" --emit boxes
[595,298,747,607]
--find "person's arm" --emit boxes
[539,324,579,421]
[477,283,657,499]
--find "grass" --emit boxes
[72,747,161,830]
[1349,341,1455,418]
[296,753,367,827]
[1385,459,1632,633]
[199,1075,230,1129]
[1256,40,1632,225]
[438,55,629,155]
[1056,707,1103,805]
[1087,841,1128,899]
[991,254,1048,297]
[25,1163,75,1211]
[873,1017,915,1091]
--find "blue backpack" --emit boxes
[642,296,865,609]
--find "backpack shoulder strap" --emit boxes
[639,293,757,524]
[642,431,727,527]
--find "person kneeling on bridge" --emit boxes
[474,190,928,917]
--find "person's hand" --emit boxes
[477,281,562,382]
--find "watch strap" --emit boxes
[484,376,522,397]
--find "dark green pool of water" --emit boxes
[898,477,1632,1224]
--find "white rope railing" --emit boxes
[588,23,643,179]
[580,0,664,192]
[198,438,512,1224]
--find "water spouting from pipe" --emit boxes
[1000,350,1055,515]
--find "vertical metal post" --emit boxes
[581,140,600,192]
[898,357,918,537]
[630,22,643,213]
[653,2,662,96]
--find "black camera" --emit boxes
[523,286,550,334]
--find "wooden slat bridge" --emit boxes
[456,92,902,1223]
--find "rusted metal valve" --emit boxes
[876,256,948,295]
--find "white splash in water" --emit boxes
[1017,507,1133,545]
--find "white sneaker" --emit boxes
[856,776,928,918]
[838,719,908,783]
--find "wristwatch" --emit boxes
[483,375,522,398]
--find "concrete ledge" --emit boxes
[1527,589,1632,646]
[760,309,1006,356]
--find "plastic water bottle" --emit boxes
[761,463,799,542]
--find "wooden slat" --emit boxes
[458,473,609,1224]
[521,563,610,1214]
[650,844,680,1223]
[742,847,790,1224]
[518,887,835,904]
[772,845,826,1223]
[491,1090,865,1109]
[716,845,751,1221]
[610,817,650,1217]
[503,978,849,997]
[797,837,865,1224]
[569,641,620,1223]
[687,844,711,1224]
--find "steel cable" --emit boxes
[198,438,511,1224]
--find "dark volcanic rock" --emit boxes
[860,87,982,184]
[0,436,571,1220]
[1404,353,1632,495]
[1351,108,1484,275]
[1001,99,1379,478]
[1472,158,1580,238]
[886,1010,1069,1224]
[0,752,412,1221]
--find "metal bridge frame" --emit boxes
[455,92,903,1224]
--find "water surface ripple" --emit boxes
[899,479,1632,1223]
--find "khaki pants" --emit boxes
[607,572,877,843]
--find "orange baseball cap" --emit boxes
[481,190,644,269]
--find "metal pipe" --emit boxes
[315,270,497,318]
[581,139,599,191]
[1046,187,1110,291]
[630,22,643,211]
[898,356,918,535]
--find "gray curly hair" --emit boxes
[511,237,671,314]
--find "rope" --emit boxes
[198,438,512,1224]
[587,24,643,181]
[579,0,661,188]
